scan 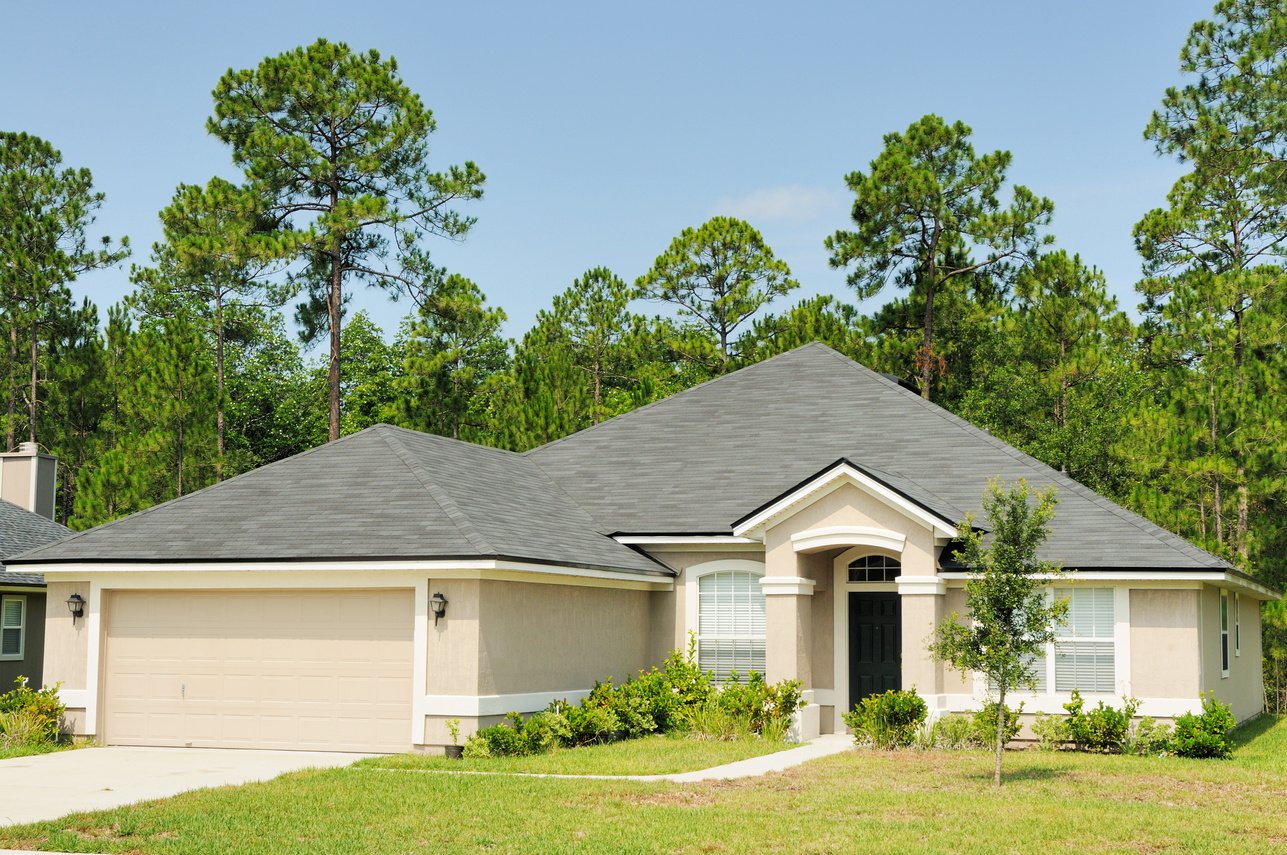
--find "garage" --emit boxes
[101,589,414,753]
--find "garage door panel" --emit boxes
[104,590,413,753]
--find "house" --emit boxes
[0,443,70,690]
[11,344,1275,753]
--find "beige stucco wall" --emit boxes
[476,580,651,695]
[1130,589,1200,699]
[804,552,834,690]
[0,457,32,509]
[1197,585,1264,722]
[42,581,91,737]
[940,586,972,695]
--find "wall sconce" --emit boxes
[65,593,85,622]
[430,592,448,625]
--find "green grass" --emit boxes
[359,733,793,776]
[0,741,75,761]
[3,718,1285,854]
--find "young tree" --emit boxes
[208,38,485,442]
[637,216,797,370]
[825,115,1053,400]
[930,479,1066,786]
[0,131,127,447]
[391,274,508,440]
[131,177,296,476]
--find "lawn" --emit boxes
[0,742,75,761]
[359,733,792,776]
[3,718,1285,854]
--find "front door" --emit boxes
[848,592,901,711]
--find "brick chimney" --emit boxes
[0,442,57,520]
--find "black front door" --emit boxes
[849,592,901,710]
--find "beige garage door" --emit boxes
[103,589,413,753]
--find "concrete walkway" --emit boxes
[371,733,854,783]
[0,746,370,827]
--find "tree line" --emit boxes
[1,0,1283,630]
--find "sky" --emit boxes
[2,1,1213,345]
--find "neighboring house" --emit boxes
[11,344,1276,753]
[0,443,70,690]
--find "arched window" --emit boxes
[695,567,765,681]
[847,554,900,583]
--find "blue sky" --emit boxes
[2,1,1211,345]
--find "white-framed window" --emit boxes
[0,595,25,660]
[694,566,765,682]
[1050,587,1115,694]
[1234,593,1240,657]
[1220,589,1230,677]
[847,554,900,583]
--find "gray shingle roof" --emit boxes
[0,499,69,585]
[11,427,666,576]
[527,343,1230,571]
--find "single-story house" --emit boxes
[0,443,70,689]
[11,343,1275,753]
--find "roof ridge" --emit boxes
[376,428,494,556]
[374,423,528,462]
[828,355,1230,569]
[10,426,388,562]
[524,343,838,458]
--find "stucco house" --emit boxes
[11,343,1275,753]
[0,443,70,689]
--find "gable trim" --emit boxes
[732,461,959,540]
[791,525,907,554]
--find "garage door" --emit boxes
[103,589,413,753]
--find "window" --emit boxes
[1053,588,1115,694]
[1234,593,1240,657]
[0,596,24,659]
[847,554,900,583]
[1220,589,1230,677]
[697,570,765,681]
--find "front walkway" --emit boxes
[0,746,369,826]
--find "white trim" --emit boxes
[732,463,958,540]
[683,559,766,679]
[0,594,24,660]
[84,581,100,734]
[411,580,429,744]
[613,535,761,552]
[938,569,1277,599]
[1114,587,1132,697]
[759,576,816,596]
[57,688,89,708]
[1220,588,1230,679]
[20,558,673,588]
[1234,593,1241,657]
[423,689,592,718]
[790,525,906,554]
[894,575,946,596]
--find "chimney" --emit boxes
[0,442,58,520]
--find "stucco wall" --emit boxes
[425,579,482,696]
[940,586,972,695]
[42,581,90,736]
[1129,589,1200,700]
[0,592,45,689]
[804,552,834,690]
[643,550,763,665]
[1197,585,1264,722]
[476,579,651,695]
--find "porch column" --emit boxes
[895,575,945,701]
[761,576,818,740]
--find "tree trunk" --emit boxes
[27,318,37,444]
[1207,373,1224,546]
[919,280,936,401]
[6,323,16,450]
[592,357,601,424]
[328,239,342,442]
[214,290,225,480]
[993,688,1006,787]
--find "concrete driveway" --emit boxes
[0,746,369,826]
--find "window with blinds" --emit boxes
[1052,587,1115,693]
[697,570,766,682]
[847,554,900,583]
[0,596,25,659]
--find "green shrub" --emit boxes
[842,689,928,749]
[686,700,755,741]
[1172,692,1236,759]
[970,701,1022,748]
[461,733,491,758]
[467,711,565,757]
[1125,716,1173,756]
[685,672,802,741]
[0,678,63,744]
[1063,691,1139,753]
[547,699,619,747]
[927,714,974,750]
[0,709,49,747]
[1031,712,1070,751]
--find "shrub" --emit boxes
[1172,692,1236,759]
[843,689,928,749]
[1031,712,1070,751]
[0,678,63,744]
[927,714,974,750]
[467,711,565,758]
[0,709,49,747]
[970,701,1022,748]
[1125,716,1173,756]
[1063,690,1139,753]
[547,699,619,747]
[685,673,802,741]
[686,700,755,741]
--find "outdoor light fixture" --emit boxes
[430,592,448,625]
[65,593,85,621]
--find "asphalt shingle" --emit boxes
[0,499,69,585]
